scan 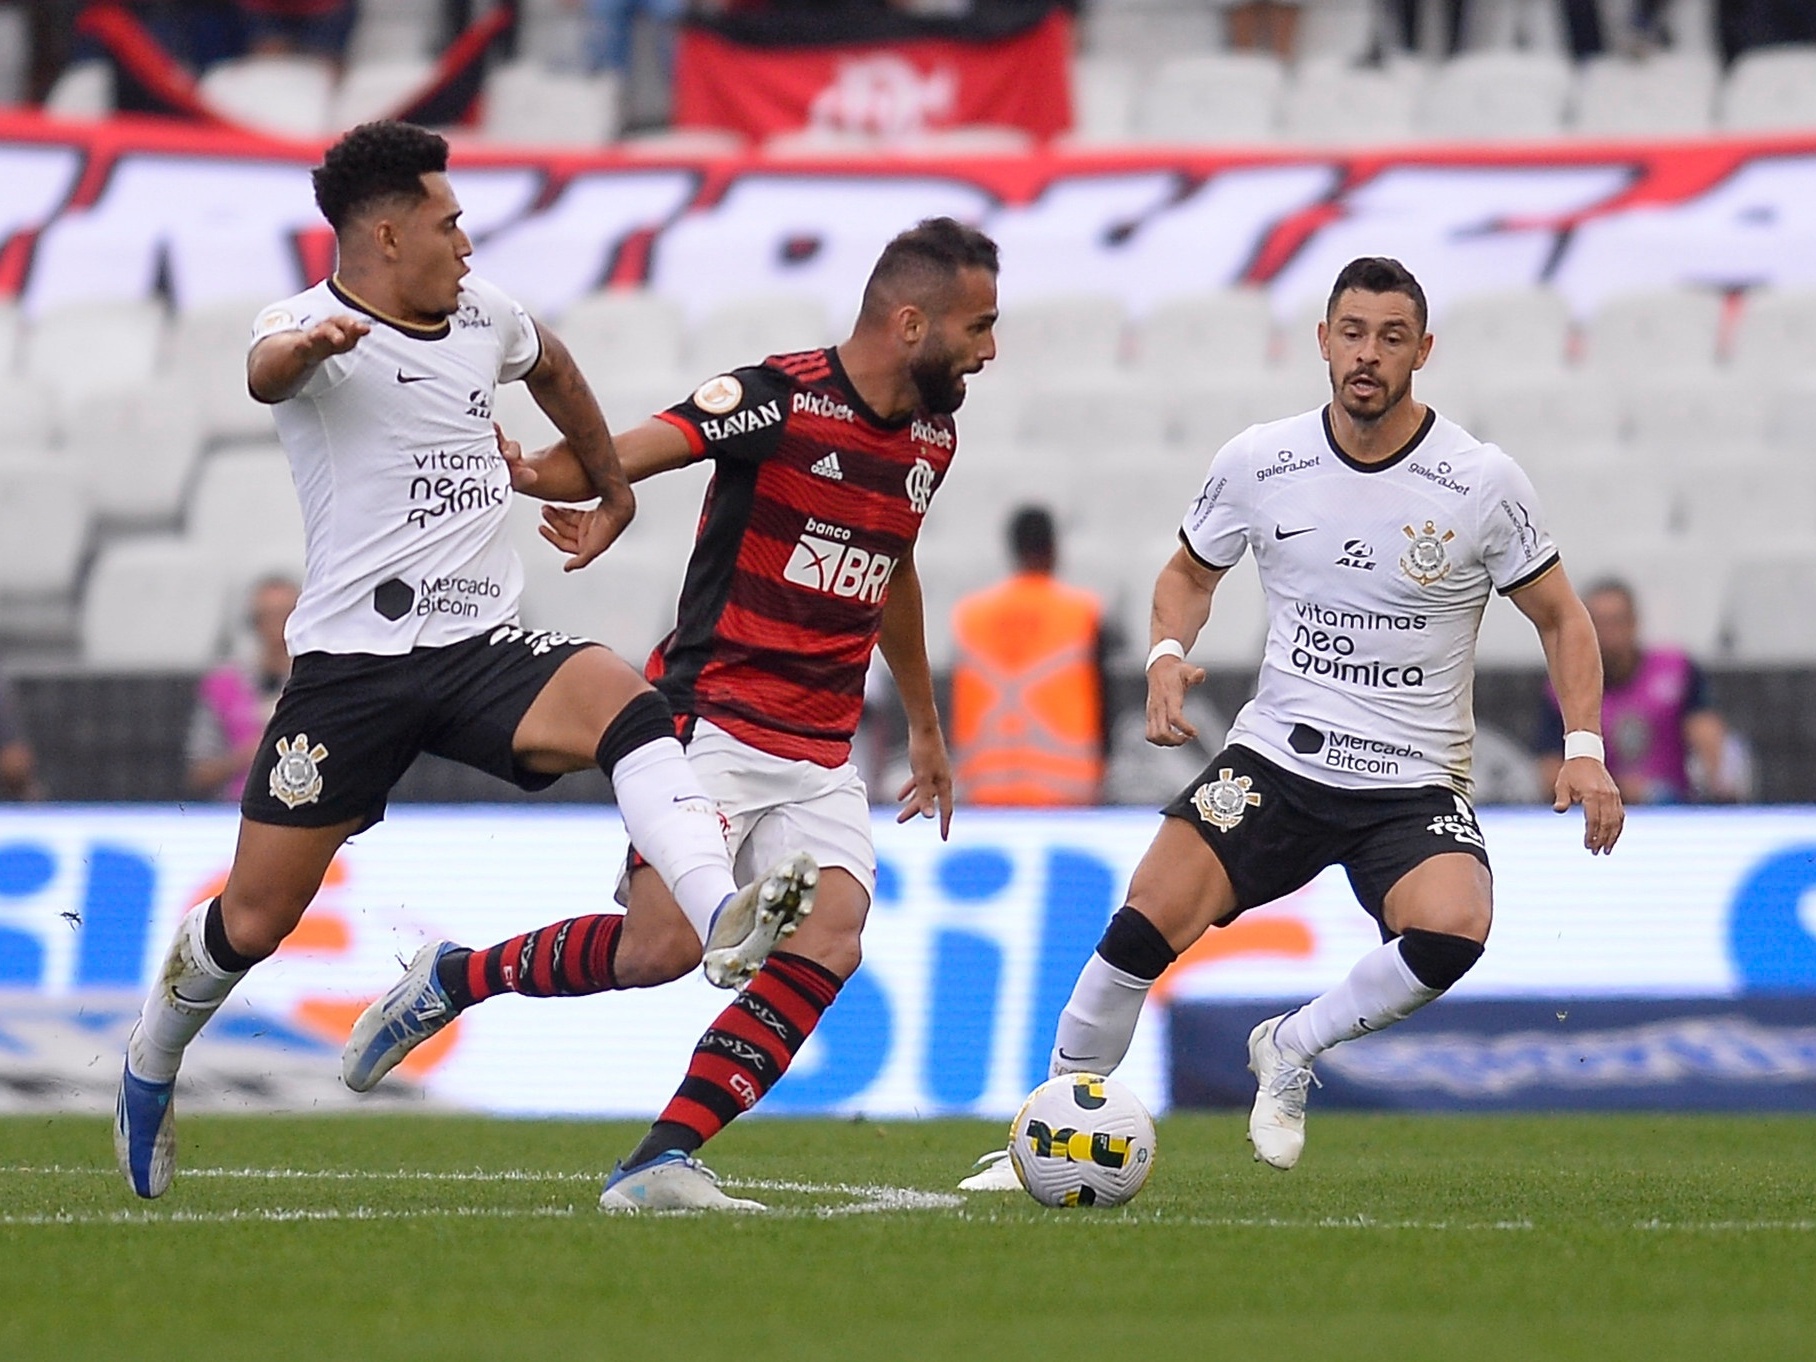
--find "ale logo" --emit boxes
[1022,1119,1133,1169]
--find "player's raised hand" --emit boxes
[539,502,629,572]
[1145,655,1207,747]
[296,315,369,362]
[1554,756,1624,855]
[896,724,954,839]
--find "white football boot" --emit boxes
[957,1147,1023,1192]
[599,1151,766,1213]
[701,851,818,989]
[341,941,461,1093]
[1247,1013,1318,1170]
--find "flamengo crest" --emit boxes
[906,457,936,514]
[1192,768,1261,832]
[269,733,328,809]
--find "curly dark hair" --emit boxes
[311,121,449,232]
[1327,256,1428,333]
[860,217,1000,322]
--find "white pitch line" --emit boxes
[1,1165,596,1183]
[1634,1219,1816,1232]
[1,1205,579,1228]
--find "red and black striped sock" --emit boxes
[624,952,842,1168]
[437,915,623,1010]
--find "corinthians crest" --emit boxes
[1191,768,1262,832]
[269,733,328,809]
[1400,520,1455,587]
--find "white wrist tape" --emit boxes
[1564,730,1605,763]
[1146,639,1186,671]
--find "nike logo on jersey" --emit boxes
[395,370,434,384]
[1274,525,1317,540]
[810,452,844,481]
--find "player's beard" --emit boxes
[909,339,969,415]
[1334,365,1410,424]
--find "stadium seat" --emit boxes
[24,300,165,404]
[1468,375,1623,461]
[1413,52,1571,142]
[1581,287,1723,379]
[1720,552,1816,661]
[1761,381,1816,456]
[482,62,620,148]
[1295,0,1376,63]
[1132,54,1285,145]
[0,377,58,453]
[1720,45,1816,133]
[1621,377,1771,465]
[1166,372,1332,451]
[1536,467,1676,552]
[1068,450,1205,547]
[1572,548,1726,657]
[0,459,90,597]
[0,302,19,373]
[558,289,688,384]
[1677,468,1816,549]
[1729,288,1816,380]
[167,298,276,443]
[185,445,306,587]
[1193,550,1268,664]
[64,384,205,522]
[1067,56,1137,145]
[80,537,227,668]
[686,295,831,378]
[198,56,335,138]
[514,0,588,69]
[1474,591,1547,666]
[1281,60,1421,147]
[1130,289,1274,378]
[1014,377,1170,459]
[346,0,442,62]
[1080,6,1221,63]
[330,59,436,130]
[42,60,112,120]
[1573,54,1718,138]
[1426,288,1571,379]
[985,293,1127,383]
[0,7,26,105]
[508,500,685,658]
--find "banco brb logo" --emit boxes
[783,531,895,604]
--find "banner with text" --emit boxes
[3,115,1816,327]
[1,806,1813,1116]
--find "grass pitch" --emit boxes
[4,1113,1814,1361]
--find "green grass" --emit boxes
[4,1113,1814,1361]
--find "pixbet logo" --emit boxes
[782,520,895,604]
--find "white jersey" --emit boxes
[1181,406,1558,795]
[251,274,543,656]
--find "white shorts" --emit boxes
[621,719,877,902]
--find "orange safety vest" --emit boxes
[950,572,1104,806]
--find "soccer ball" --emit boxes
[1008,1073,1156,1208]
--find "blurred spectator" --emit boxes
[185,576,297,801]
[234,0,353,60]
[1533,579,1745,804]
[1222,0,1299,58]
[0,668,41,801]
[949,507,1109,807]
[568,0,683,75]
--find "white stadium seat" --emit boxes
[346,0,442,63]
[43,60,112,120]
[1721,45,1816,133]
[1574,54,1718,138]
[1621,377,1771,465]
[24,300,165,404]
[0,459,90,597]
[81,536,227,668]
[198,56,334,138]
[185,445,306,587]
[558,289,688,386]
[1581,287,1723,379]
[1676,469,1816,550]
[1426,288,1571,380]
[0,377,58,453]
[1414,52,1571,143]
[482,62,619,148]
[508,500,685,659]
[1166,372,1331,451]
[167,299,276,444]
[1130,289,1274,378]
[1295,0,1376,64]
[1281,61,1421,148]
[685,295,830,378]
[985,293,1127,383]
[0,302,19,373]
[64,384,205,522]
[1133,54,1285,145]
[1720,553,1816,661]
[1080,6,1221,63]
[1067,56,1137,145]
[1762,382,1816,456]
[1536,467,1676,553]
[330,59,436,130]
[1014,378,1169,459]
[1468,375,1623,464]
[1729,288,1816,380]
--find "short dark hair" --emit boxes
[312,121,449,232]
[860,217,1000,322]
[1582,577,1636,609]
[1326,257,1428,333]
[1008,505,1055,567]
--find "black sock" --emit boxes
[623,1120,703,1171]
[202,897,262,973]
[436,947,475,1011]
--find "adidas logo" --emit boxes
[810,452,844,481]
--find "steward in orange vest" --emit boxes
[950,507,1106,806]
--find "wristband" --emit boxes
[1146,639,1186,671]
[1563,731,1605,763]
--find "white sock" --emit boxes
[610,736,737,944]
[1047,952,1153,1078]
[127,901,249,1083]
[1273,938,1442,1067]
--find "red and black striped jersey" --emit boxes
[648,348,956,767]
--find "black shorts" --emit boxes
[242,626,600,831]
[1161,743,1491,931]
